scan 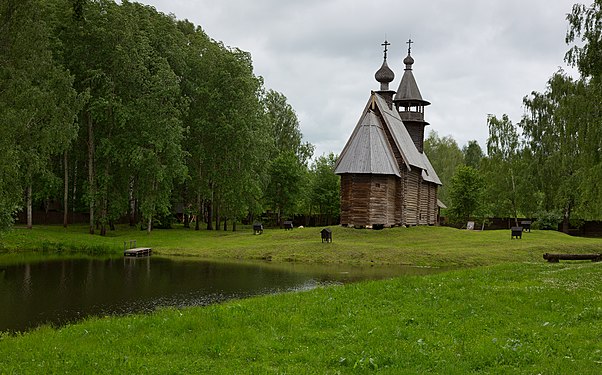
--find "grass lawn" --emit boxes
[1,225,602,373]
[2,224,602,267]
[1,262,601,373]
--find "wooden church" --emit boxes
[334,40,441,228]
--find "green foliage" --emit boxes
[0,0,81,230]
[265,151,305,222]
[521,72,594,230]
[262,90,314,222]
[447,165,485,224]
[0,0,315,232]
[566,0,602,81]
[482,114,538,221]
[308,153,340,225]
[533,210,563,230]
[462,140,484,169]
[424,131,465,206]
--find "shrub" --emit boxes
[532,211,562,230]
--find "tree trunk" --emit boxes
[206,199,213,230]
[87,111,95,235]
[26,185,32,229]
[72,158,77,218]
[223,217,227,231]
[147,216,152,234]
[129,177,136,227]
[99,165,109,236]
[195,193,201,231]
[63,151,69,228]
[215,202,220,231]
[232,220,237,232]
[511,170,518,227]
[562,202,571,234]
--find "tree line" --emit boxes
[427,0,602,232]
[0,0,340,234]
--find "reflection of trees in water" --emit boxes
[0,256,446,332]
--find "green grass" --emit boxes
[2,224,602,267]
[2,225,602,373]
[1,262,601,373]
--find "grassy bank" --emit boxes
[1,262,601,373]
[2,224,602,266]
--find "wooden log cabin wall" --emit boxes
[335,39,442,228]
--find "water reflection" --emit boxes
[0,255,445,333]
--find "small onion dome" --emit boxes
[403,54,414,68]
[375,60,395,84]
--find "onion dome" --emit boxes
[375,60,395,84]
[375,39,395,91]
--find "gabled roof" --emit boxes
[334,109,401,177]
[335,92,442,186]
[373,93,425,170]
[373,93,441,185]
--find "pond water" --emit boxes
[0,255,444,333]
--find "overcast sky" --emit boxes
[135,0,578,158]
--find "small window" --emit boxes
[375,183,381,188]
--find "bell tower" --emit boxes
[393,39,430,153]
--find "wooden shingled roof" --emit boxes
[335,91,441,186]
[333,109,401,177]
[394,52,431,107]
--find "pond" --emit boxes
[0,255,445,333]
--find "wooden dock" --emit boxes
[124,247,152,257]
[123,240,151,257]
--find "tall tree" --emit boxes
[566,0,602,81]
[447,165,485,225]
[482,114,539,222]
[263,90,314,223]
[565,0,602,221]
[521,73,589,231]
[462,140,484,170]
[0,0,80,230]
[265,151,305,225]
[424,131,464,206]
[309,153,340,226]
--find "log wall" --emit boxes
[402,168,421,226]
[340,172,439,227]
[340,174,400,227]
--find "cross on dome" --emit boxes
[406,38,413,54]
[381,39,391,60]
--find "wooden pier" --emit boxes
[123,240,152,257]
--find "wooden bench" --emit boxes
[520,220,532,232]
[253,223,263,235]
[543,253,602,263]
[511,226,523,239]
[283,221,293,230]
